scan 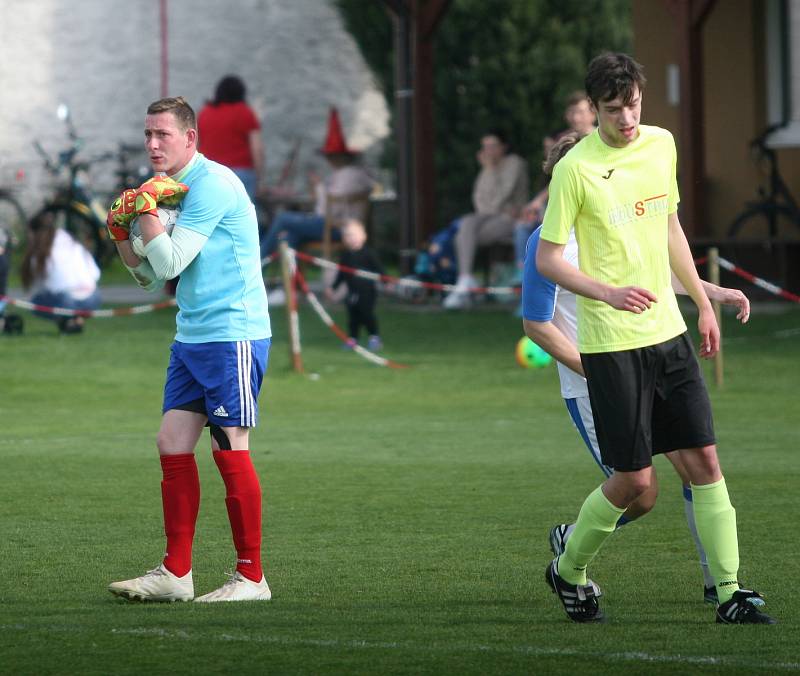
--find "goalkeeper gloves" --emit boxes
[134,175,189,216]
[106,188,137,241]
[107,177,189,242]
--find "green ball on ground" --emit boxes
[516,336,553,368]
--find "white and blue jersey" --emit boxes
[521,226,585,399]
[521,226,611,475]
[171,153,270,343]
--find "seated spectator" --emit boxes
[20,214,101,334]
[260,107,373,264]
[197,75,265,201]
[423,217,461,287]
[442,130,528,309]
[512,91,597,277]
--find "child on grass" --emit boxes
[325,218,384,350]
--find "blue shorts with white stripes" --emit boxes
[163,339,270,427]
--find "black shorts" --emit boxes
[580,333,715,472]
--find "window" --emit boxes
[766,0,800,146]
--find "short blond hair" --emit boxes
[146,96,196,132]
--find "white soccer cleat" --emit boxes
[108,564,194,602]
[194,571,272,603]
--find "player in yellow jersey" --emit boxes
[536,52,775,625]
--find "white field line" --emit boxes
[1,624,797,671]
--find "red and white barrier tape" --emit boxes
[292,250,519,296]
[717,258,800,304]
[293,267,408,369]
[290,249,800,305]
[260,251,279,268]
[0,252,279,320]
[4,250,794,324]
[0,294,176,318]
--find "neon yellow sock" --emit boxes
[557,485,625,585]
[691,477,740,604]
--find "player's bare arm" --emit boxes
[536,238,658,314]
[523,318,584,376]
[137,211,166,245]
[666,212,720,357]
[114,239,142,268]
[671,272,751,323]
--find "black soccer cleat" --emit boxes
[545,558,604,623]
[716,589,776,624]
[705,582,763,607]
[704,585,718,605]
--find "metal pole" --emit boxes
[392,10,416,273]
[160,0,169,98]
[708,246,723,387]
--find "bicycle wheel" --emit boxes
[35,203,115,267]
[727,204,800,241]
[0,190,27,248]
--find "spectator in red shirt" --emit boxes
[198,75,265,200]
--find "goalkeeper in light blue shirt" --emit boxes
[105,96,273,604]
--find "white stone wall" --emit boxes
[0,0,389,212]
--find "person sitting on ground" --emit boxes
[0,226,22,334]
[0,226,12,332]
[20,213,101,334]
[260,108,374,264]
[197,75,266,201]
[443,130,528,309]
[325,218,384,351]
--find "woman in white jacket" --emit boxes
[21,214,101,333]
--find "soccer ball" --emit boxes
[129,206,180,258]
[515,336,552,368]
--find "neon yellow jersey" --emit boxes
[540,125,687,353]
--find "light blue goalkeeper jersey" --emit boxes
[171,153,270,343]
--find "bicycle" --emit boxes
[30,105,148,267]
[727,124,800,241]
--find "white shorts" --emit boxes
[564,396,613,477]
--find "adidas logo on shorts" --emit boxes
[213,405,229,417]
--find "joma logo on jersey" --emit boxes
[608,194,669,227]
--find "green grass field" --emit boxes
[1,295,798,675]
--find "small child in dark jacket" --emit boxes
[326,219,384,350]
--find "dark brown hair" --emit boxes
[212,75,246,105]
[565,90,589,109]
[20,213,57,290]
[584,52,646,107]
[542,131,586,177]
[147,96,196,132]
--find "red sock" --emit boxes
[213,450,263,582]
[160,453,200,577]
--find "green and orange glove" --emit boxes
[134,175,189,217]
[106,188,137,241]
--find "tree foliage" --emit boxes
[337,0,631,225]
